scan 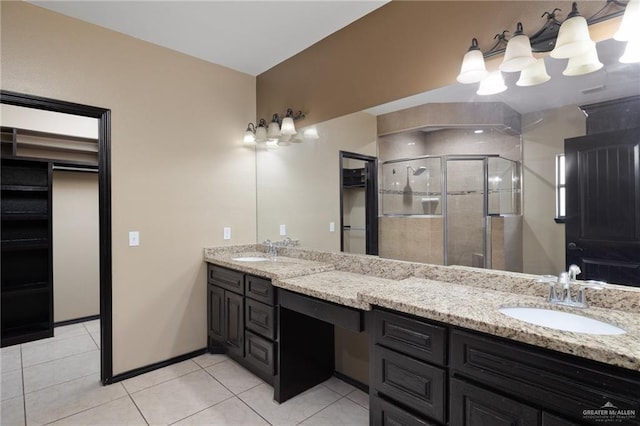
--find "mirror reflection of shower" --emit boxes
[381,155,522,268]
[393,166,429,206]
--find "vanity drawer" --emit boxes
[245,330,275,376]
[245,298,275,340]
[245,275,274,305]
[450,330,640,424]
[371,394,439,426]
[208,264,243,294]
[373,309,446,366]
[372,344,446,424]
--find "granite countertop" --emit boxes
[203,251,334,279]
[359,277,640,371]
[273,271,398,310]
[204,246,640,371]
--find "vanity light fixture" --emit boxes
[243,108,308,146]
[458,0,633,95]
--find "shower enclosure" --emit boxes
[380,155,521,269]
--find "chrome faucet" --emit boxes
[536,265,605,308]
[263,239,278,257]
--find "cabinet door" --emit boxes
[208,285,224,343]
[224,290,244,359]
[542,412,581,426]
[450,378,539,426]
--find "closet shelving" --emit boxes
[1,158,53,347]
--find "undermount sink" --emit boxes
[498,307,626,335]
[231,256,269,262]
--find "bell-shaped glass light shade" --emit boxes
[614,0,640,41]
[280,117,296,136]
[243,130,256,144]
[457,39,488,84]
[267,121,281,140]
[563,45,603,76]
[500,23,536,72]
[550,4,594,59]
[620,38,640,63]
[516,58,551,86]
[302,127,320,140]
[255,125,268,142]
[477,71,507,96]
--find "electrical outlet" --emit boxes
[129,231,140,247]
[280,224,286,236]
[329,222,335,232]
[223,227,231,240]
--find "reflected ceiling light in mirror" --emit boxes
[517,58,551,86]
[614,0,639,42]
[550,3,594,59]
[255,119,268,142]
[457,38,488,84]
[500,23,536,72]
[477,71,507,96]
[244,123,256,144]
[620,38,640,63]
[267,114,281,140]
[562,45,603,75]
[302,126,320,140]
[473,129,484,134]
[244,109,307,146]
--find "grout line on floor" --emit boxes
[166,394,237,426]
[86,330,100,350]
[235,392,274,426]
[125,360,202,395]
[21,348,100,370]
[23,370,100,397]
[21,328,91,349]
[123,385,150,426]
[40,394,131,426]
[294,396,344,426]
[346,390,369,410]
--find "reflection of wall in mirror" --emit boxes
[256,111,377,250]
[522,105,586,276]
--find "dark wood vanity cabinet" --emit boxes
[370,307,640,426]
[207,264,277,384]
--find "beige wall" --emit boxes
[256,111,376,250]
[1,1,257,374]
[53,171,100,322]
[522,105,586,276]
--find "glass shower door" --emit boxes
[445,158,486,267]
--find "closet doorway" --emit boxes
[339,151,378,255]
[0,91,113,384]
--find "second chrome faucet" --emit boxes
[537,265,605,308]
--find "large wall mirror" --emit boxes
[256,37,640,283]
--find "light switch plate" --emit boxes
[129,231,139,247]
[279,224,286,236]
[329,222,335,232]
[223,227,231,240]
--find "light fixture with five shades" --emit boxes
[456,0,639,96]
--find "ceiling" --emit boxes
[28,0,389,76]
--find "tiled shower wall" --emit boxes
[378,126,523,270]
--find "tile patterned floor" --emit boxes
[1,320,369,425]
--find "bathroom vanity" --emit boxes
[204,245,640,426]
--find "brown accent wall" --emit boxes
[257,2,621,126]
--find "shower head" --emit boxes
[408,166,427,176]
